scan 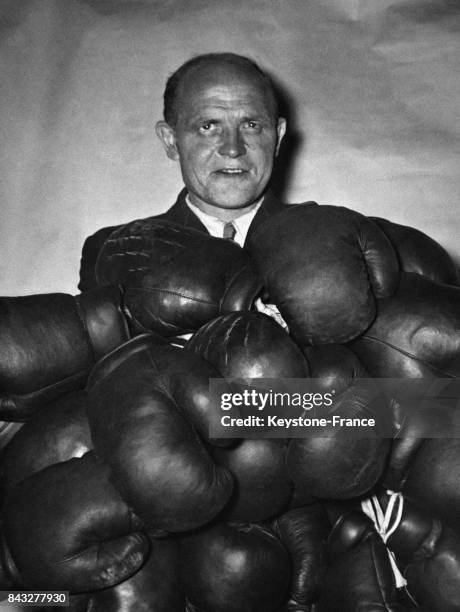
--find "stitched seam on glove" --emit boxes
[219,263,253,310]
[5,369,89,401]
[145,349,174,402]
[127,286,218,307]
[362,336,458,378]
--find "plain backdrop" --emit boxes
[1,0,459,295]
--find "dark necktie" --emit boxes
[223,222,236,241]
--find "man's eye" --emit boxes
[244,121,261,131]
[199,123,216,132]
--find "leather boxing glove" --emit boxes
[350,272,460,378]
[384,435,460,535]
[0,421,23,454]
[86,334,234,533]
[0,286,130,420]
[377,492,460,612]
[86,535,184,612]
[94,219,262,337]
[378,393,451,489]
[1,390,92,491]
[180,521,291,612]
[348,272,460,530]
[317,511,405,611]
[212,438,292,522]
[286,344,391,501]
[188,312,309,521]
[246,205,399,344]
[301,343,367,392]
[187,311,311,379]
[272,504,330,610]
[371,217,459,286]
[0,451,149,592]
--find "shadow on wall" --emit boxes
[269,73,305,202]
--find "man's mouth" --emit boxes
[215,168,248,175]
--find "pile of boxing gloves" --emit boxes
[1,204,460,611]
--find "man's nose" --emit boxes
[218,128,246,158]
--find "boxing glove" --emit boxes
[187,311,310,379]
[301,344,367,393]
[188,312,309,521]
[272,504,330,609]
[0,451,149,592]
[286,344,391,501]
[179,521,291,612]
[86,535,184,612]
[0,286,130,420]
[350,272,460,378]
[317,511,405,611]
[86,334,234,533]
[95,219,262,337]
[212,438,292,522]
[378,394,451,489]
[371,217,459,286]
[348,272,460,529]
[377,492,460,612]
[246,205,399,344]
[1,390,92,491]
[0,421,23,454]
[384,436,460,535]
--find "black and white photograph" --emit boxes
[0,0,459,610]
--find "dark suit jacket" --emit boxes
[78,188,315,292]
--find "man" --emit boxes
[78,52,315,292]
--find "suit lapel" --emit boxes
[159,188,210,234]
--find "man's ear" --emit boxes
[155,121,179,161]
[275,117,287,156]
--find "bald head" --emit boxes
[163,53,279,127]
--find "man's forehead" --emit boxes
[185,84,270,112]
[176,63,275,116]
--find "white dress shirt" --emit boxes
[185,195,262,247]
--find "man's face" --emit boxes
[156,64,286,217]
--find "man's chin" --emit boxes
[204,187,263,211]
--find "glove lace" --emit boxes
[361,491,407,589]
